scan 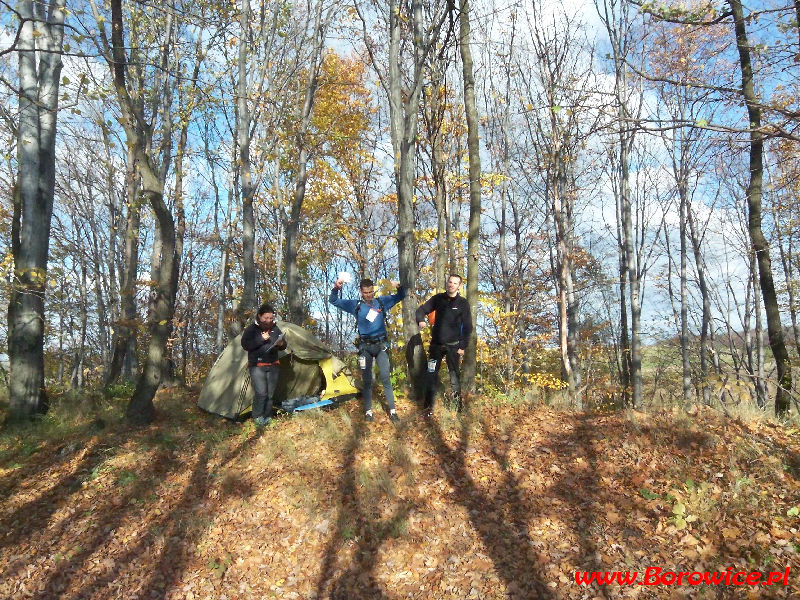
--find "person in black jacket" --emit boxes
[416,274,473,417]
[240,304,287,426]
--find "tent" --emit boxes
[198,322,359,420]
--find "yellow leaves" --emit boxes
[413,228,438,244]
[526,372,568,390]
[479,171,508,189]
[721,526,741,543]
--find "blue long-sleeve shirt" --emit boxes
[329,284,406,338]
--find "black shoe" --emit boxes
[390,412,399,423]
[423,409,433,419]
[365,412,374,422]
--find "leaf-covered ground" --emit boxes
[1,391,799,599]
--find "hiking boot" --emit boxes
[423,409,433,420]
[254,416,270,427]
[389,411,400,424]
[364,411,374,423]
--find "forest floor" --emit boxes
[1,389,799,600]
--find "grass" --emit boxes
[356,462,395,504]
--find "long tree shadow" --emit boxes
[30,446,179,599]
[134,427,267,599]
[67,444,213,599]
[541,411,800,600]
[540,413,613,599]
[426,411,555,599]
[0,438,107,556]
[69,425,265,600]
[473,411,613,598]
[316,418,419,599]
[0,422,108,506]
[16,419,262,600]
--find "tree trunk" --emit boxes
[616,202,631,406]
[499,161,513,388]
[105,149,141,386]
[89,230,111,368]
[387,0,426,399]
[730,0,792,416]
[284,0,328,324]
[236,0,257,328]
[8,0,67,420]
[107,0,180,424]
[679,182,692,405]
[101,122,121,364]
[620,138,642,409]
[127,185,178,424]
[70,264,88,390]
[458,0,481,396]
[215,246,229,353]
[776,225,800,359]
[687,206,712,405]
[427,68,449,290]
[753,259,768,408]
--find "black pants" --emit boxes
[424,343,462,410]
[250,365,279,419]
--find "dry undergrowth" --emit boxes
[1,389,798,599]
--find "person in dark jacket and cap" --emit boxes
[241,304,287,426]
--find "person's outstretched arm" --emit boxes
[381,280,406,310]
[329,281,358,315]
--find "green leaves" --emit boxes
[640,488,660,500]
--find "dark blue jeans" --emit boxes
[424,343,462,410]
[250,365,279,419]
[359,341,395,413]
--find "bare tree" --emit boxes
[356,0,450,398]
[729,0,792,416]
[8,0,67,419]
[284,0,338,324]
[516,4,600,406]
[596,0,645,408]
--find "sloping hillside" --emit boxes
[1,391,798,599]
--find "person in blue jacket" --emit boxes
[329,277,405,423]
